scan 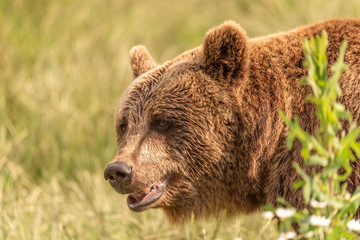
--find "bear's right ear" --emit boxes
[129,45,158,78]
[203,21,248,84]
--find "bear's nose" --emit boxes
[104,162,133,190]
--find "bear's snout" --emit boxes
[104,161,133,193]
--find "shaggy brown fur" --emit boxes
[105,19,360,223]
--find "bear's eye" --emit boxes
[116,121,127,145]
[152,119,172,131]
[118,122,127,136]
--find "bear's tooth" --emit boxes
[142,187,150,193]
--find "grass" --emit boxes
[1,0,359,239]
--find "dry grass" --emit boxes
[1,0,359,239]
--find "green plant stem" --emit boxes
[319,227,325,240]
[328,141,335,198]
[329,178,334,197]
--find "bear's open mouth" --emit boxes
[126,175,171,211]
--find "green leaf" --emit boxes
[306,155,328,166]
[263,205,276,212]
[293,180,305,190]
[350,187,360,208]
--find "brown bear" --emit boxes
[104,19,360,223]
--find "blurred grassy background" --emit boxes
[0,0,359,239]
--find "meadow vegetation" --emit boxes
[1,0,360,239]
[267,32,360,240]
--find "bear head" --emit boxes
[104,21,263,223]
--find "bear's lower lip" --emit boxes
[126,175,171,211]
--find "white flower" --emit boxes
[305,231,314,238]
[309,215,330,227]
[310,199,327,208]
[347,219,360,231]
[234,238,243,240]
[345,192,351,200]
[278,231,297,239]
[275,208,296,219]
[262,211,274,219]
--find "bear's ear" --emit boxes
[203,21,248,84]
[129,45,158,78]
